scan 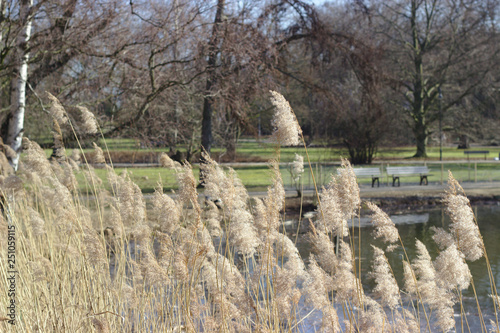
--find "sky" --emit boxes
[310,0,328,7]
[310,0,345,7]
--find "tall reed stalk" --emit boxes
[0,91,497,332]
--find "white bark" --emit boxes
[7,0,33,171]
[0,1,3,46]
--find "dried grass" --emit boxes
[1,93,497,333]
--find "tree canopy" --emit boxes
[1,0,499,166]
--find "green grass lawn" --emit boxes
[73,160,500,195]
[38,136,500,162]
[34,137,500,193]
[220,140,500,161]
[76,166,276,194]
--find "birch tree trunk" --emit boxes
[6,0,33,170]
[0,1,3,47]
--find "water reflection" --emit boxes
[293,205,500,331]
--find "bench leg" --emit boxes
[372,177,380,188]
[420,175,428,185]
[392,176,400,187]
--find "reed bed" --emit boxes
[0,92,498,332]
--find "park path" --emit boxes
[136,181,500,201]
[244,181,500,199]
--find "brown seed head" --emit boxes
[269,90,302,146]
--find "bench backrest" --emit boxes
[338,167,381,177]
[353,168,381,176]
[386,166,429,175]
[464,150,489,154]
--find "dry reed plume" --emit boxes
[269,90,302,146]
[0,92,496,333]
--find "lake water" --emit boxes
[119,204,500,331]
[293,205,500,332]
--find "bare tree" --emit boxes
[372,0,500,156]
[196,0,320,164]
[269,1,391,164]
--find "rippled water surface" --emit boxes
[293,205,500,331]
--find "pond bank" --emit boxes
[275,181,500,216]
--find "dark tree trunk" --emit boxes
[199,0,224,183]
[347,147,374,165]
[409,0,428,159]
[200,0,224,156]
[413,122,428,157]
[201,95,214,155]
[458,134,470,149]
[225,140,236,162]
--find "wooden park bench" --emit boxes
[386,166,430,187]
[339,167,381,187]
[464,150,489,160]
